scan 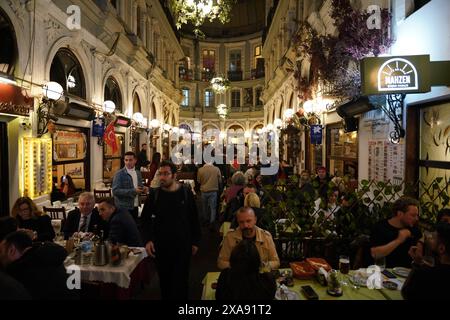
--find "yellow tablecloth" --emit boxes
[201,269,404,300]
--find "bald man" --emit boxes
[218,207,280,270]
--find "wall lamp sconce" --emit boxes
[130,112,145,147]
[37,81,64,137]
[103,100,116,113]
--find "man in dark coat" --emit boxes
[136,143,150,170]
[0,231,78,299]
[63,192,104,239]
[141,161,201,300]
[97,197,142,247]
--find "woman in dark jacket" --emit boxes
[11,197,55,242]
[216,239,276,300]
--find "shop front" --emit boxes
[52,125,90,197]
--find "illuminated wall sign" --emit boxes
[378,58,418,92]
[0,83,33,116]
[114,115,131,127]
[361,55,431,95]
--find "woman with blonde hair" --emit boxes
[231,193,268,230]
[11,197,55,242]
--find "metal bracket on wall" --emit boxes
[379,94,406,144]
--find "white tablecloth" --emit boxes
[65,248,148,289]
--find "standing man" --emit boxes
[197,160,222,228]
[218,207,280,270]
[112,151,148,220]
[62,192,104,239]
[141,161,201,300]
[136,143,150,170]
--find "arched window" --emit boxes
[50,48,86,99]
[133,93,141,114]
[0,8,17,75]
[104,76,122,112]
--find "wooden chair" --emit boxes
[94,189,112,202]
[43,206,67,220]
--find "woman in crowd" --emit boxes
[216,239,276,300]
[148,152,161,188]
[60,175,76,197]
[11,197,55,242]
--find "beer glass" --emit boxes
[339,255,350,275]
[374,254,386,271]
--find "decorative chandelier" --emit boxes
[210,76,230,94]
[169,0,236,37]
[216,103,229,119]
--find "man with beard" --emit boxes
[141,161,201,300]
[218,207,280,270]
[370,197,422,268]
[402,222,450,300]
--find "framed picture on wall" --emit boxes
[56,144,77,159]
[64,162,84,179]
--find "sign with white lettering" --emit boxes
[0,83,33,116]
[361,55,431,95]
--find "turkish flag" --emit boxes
[104,122,118,153]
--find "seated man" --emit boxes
[402,222,450,300]
[216,239,276,300]
[0,231,78,300]
[370,197,422,268]
[218,207,280,270]
[63,192,104,239]
[97,197,142,247]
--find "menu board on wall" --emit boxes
[20,137,53,198]
[368,140,405,184]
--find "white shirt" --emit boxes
[126,167,139,207]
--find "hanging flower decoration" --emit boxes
[169,0,237,37]
[210,76,231,94]
[216,103,229,119]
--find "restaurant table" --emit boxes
[64,247,152,299]
[201,269,404,300]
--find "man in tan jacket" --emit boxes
[218,207,280,270]
[197,161,222,227]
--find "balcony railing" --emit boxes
[201,70,215,82]
[251,68,265,79]
[179,68,193,81]
[227,70,243,82]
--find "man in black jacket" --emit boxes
[97,197,142,247]
[141,161,201,300]
[136,143,150,170]
[0,231,78,299]
[63,192,104,239]
[402,222,450,299]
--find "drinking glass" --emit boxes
[339,255,350,275]
[374,255,386,271]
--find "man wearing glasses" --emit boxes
[141,161,201,300]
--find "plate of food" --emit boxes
[349,269,370,287]
[393,267,411,278]
[306,258,332,272]
[290,261,316,279]
[275,287,300,300]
